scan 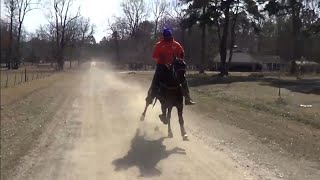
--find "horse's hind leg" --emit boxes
[177,106,188,141]
[167,106,173,138]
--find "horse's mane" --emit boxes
[159,59,186,88]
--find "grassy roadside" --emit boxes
[126,72,320,163]
[1,72,65,106]
[187,74,320,128]
[0,71,82,179]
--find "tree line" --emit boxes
[1,0,319,74]
[1,0,96,70]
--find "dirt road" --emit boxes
[7,64,256,180]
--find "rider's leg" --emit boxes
[146,65,161,104]
[181,78,195,105]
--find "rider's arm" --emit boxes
[174,41,185,59]
[152,43,161,64]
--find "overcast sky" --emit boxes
[1,0,123,42]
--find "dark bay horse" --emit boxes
[141,59,188,141]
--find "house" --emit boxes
[211,49,263,72]
[252,55,284,71]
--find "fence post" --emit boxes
[25,68,27,82]
[14,72,17,86]
[5,72,9,88]
[21,72,23,83]
[32,71,34,80]
[37,72,39,79]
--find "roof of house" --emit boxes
[213,50,257,63]
[252,55,282,63]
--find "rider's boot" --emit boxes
[185,93,195,105]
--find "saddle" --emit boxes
[156,58,186,104]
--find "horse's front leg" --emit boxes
[177,106,188,141]
[159,104,168,124]
[140,102,149,121]
[167,106,173,138]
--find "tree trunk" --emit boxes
[291,0,301,60]
[181,28,185,47]
[200,6,206,74]
[154,20,158,40]
[8,9,14,70]
[16,22,23,68]
[115,39,120,63]
[228,12,238,72]
[57,52,64,70]
[219,1,231,76]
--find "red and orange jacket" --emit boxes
[152,39,185,65]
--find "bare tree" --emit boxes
[16,0,39,66]
[151,0,168,39]
[107,18,124,63]
[4,0,17,69]
[120,0,148,37]
[78,17,95,46]
[167,0,187,23]
[74,17,95,66]
[167,0,188,45]
[51,0,80,70]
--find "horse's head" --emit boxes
[172,57,187,85]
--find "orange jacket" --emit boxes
[152,39,184,65]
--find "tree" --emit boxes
[120,0,148,38]
[15,0,39,66]
[151,0,169,39]
[167,0,188,46]
[51,0,80,70]
[70,17,95,66]
[264,0,320,60]
[0,19,11,64]
[4,0,17,69]
[108,18,126,63]
[183,0,263,76]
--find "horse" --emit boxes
[141,58,188,141]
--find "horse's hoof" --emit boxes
[140,115,145,121]
[168,132,173,138]
[159,114,168,125]
[182,134,189,141]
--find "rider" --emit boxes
[146,28,195,105]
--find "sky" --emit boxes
[1,0,123,42]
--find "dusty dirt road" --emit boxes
[7,64,257,180]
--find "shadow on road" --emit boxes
[112,129,186,177]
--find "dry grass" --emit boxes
[187,73,320,127]
[126,71,320,164]
[0,68,55,88]
[0,61,80,88]
[0,71,66,106]
[0,71,81,179]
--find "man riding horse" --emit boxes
[145,28,195,106]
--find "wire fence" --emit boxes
[0,68,56,88]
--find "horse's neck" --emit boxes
[160,71,177,85]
